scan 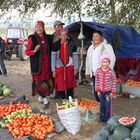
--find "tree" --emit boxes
[0,0,140,30]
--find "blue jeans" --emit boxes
[99,91,111,122]
[92,76,100,102]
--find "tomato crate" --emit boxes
[122,84,140,97]
[77,98,100,115]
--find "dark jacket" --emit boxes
[0,37,5,54]
[0,37,7,75]
[52,39,77,57]
[29,33,53,75]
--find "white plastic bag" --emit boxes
[57,100,81,135]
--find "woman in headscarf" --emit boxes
[51,28,78,99]
[26,21,53,108]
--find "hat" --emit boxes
[59,28,68,34]
[93,30,103,36]
[35,21,45,27]
[100,54,111,62]
[54,20,65,27]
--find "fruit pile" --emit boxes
[0,108,32,129]
[5,114,55,139]
[78,99,99,109]
[0,83,12,97]
[124,80,140,87]
[0,102,30,117]
[0,102,55,140]
[92,116,140,140]
[57,102,76,110]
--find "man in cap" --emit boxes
[0,37,7,76]
[53,20,65,43]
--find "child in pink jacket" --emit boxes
[95,54,116,123]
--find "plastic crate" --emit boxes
[122,84,140,97]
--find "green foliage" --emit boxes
[0,0,140,30]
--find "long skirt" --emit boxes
[32,79,53,97]
[55,66,76,91]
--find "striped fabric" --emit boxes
[95,67,116,94]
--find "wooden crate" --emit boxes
[77,98,100,115]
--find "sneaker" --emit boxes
[3,74,8,77]
[50,94,60,99]
[38,96,43,103]
[44,102,50,109]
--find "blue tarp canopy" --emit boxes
[66,21,140,58]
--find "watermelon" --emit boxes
[133,119,140,129]
[2,85,9,91]
[92,134,105,140]
[131,128,140,140]
[119,117,136,128]
[3,88,12,97]
[0,83,3,88]
[107,116,121,132]
[108,135,114,140]
[112,115,121,121]
[124,138,133,140]
[0,88,3,96]
[112,126,131,140]
[99,127,111,139]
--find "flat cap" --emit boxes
[54,20,65,27]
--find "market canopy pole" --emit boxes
[78,21,85,82]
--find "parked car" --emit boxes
[4,27,29,61]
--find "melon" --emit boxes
[131,128,140,140]
[108,135,114,140]
[107,116,121,132]
[0,83,3,88]
[119,117,136,128]
[0,88,3,96]
[112,115,121,121]
[3,88,12,97]
[99,127,111,139]
[112,126,131,140]
[124,138,133,140]
[92,134,105,140]
[2,85,8,91]
[133,119,140,129]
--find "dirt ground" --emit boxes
[0,56,140,140]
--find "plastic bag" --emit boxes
[57,99,81,135]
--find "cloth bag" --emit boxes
[57,100,81,135]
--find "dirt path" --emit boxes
[0,56,140,140]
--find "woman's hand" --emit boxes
[74,70,78,76]
[110,93,113,98]
[97,91,100,96]
[52,72,56,78]
[34,45,40,53]
[86,74,90,80]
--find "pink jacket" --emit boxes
[95,67,116,94]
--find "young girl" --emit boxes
[95,54,116,123]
